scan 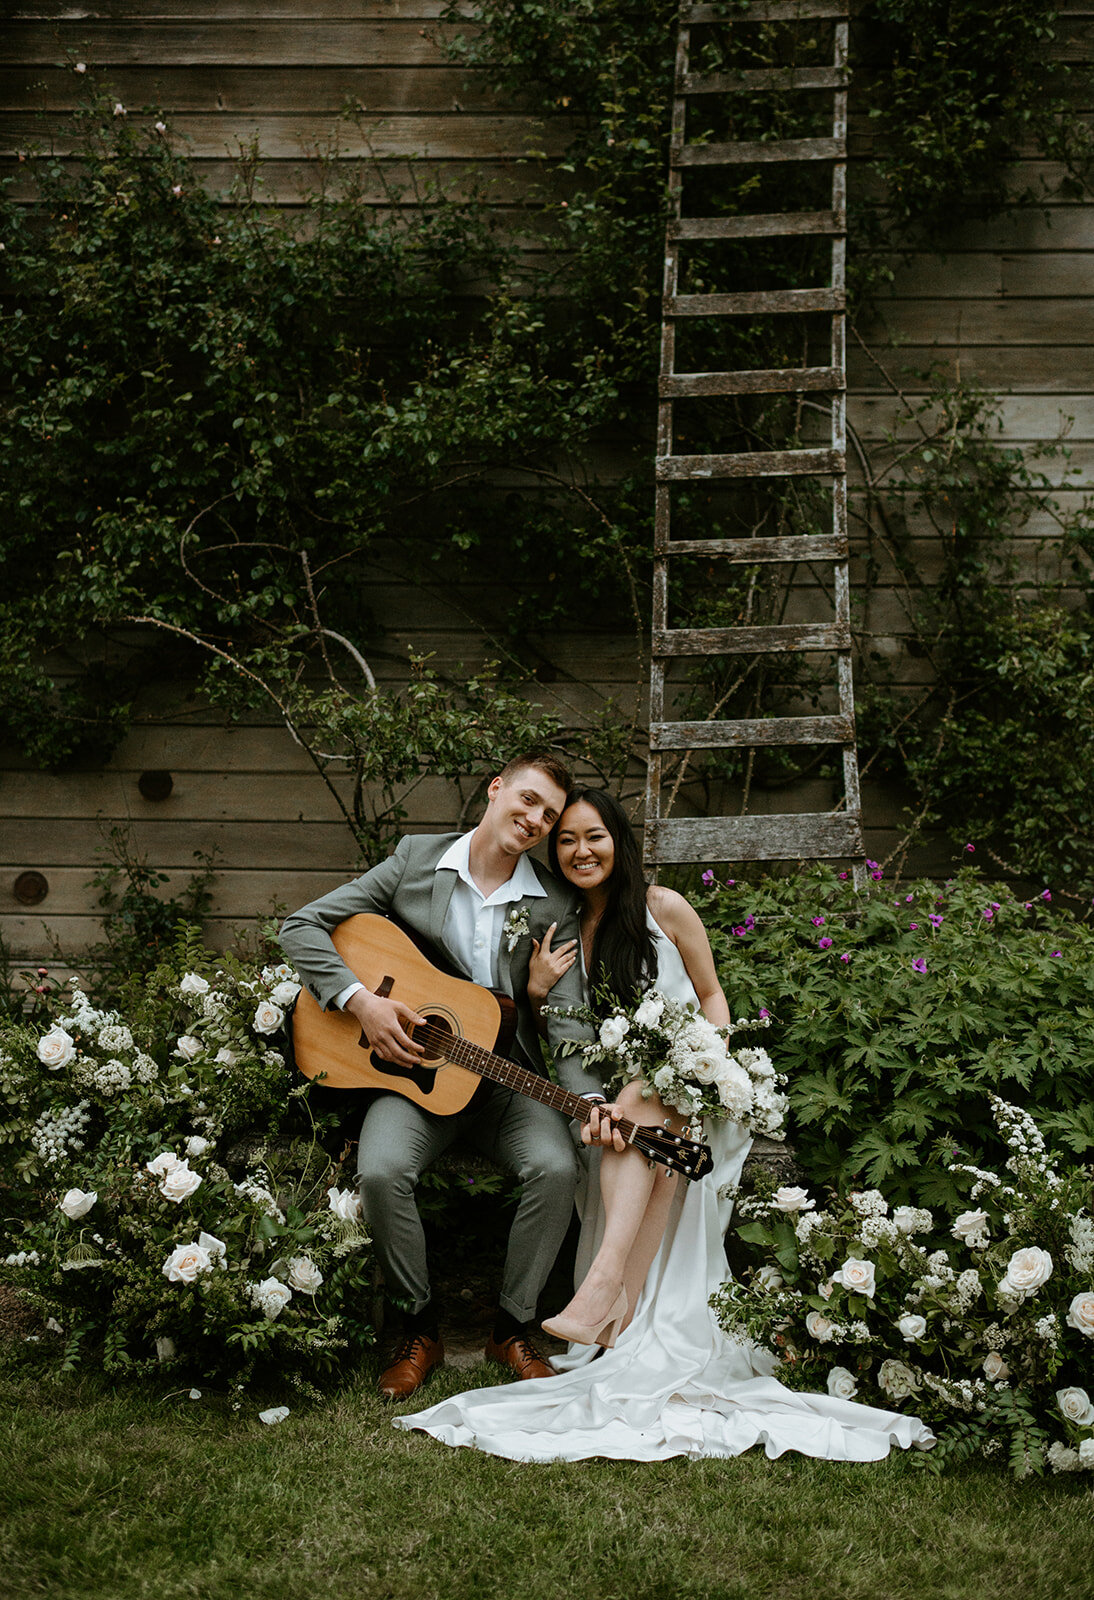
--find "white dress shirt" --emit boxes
[333,832,546,1007]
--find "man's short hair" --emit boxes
[496,750,573,797]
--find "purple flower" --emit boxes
[991,902,1000,911]
[909,923,919,931]
[870,870,883,881]
[929,914,943,928]
[982,908,994,921]
[818,936,833,950]
[904,894,914,904]
[744,914,756,931]
[701,869,714,887]
[838,871,848,880]
[1024,901,1033,911]
[759,1008,770,1019]
[866,860,878,871]
[912,957,927,974]
[1051,950,1062,958]
[965,843,975,853]
[732,926,747,938]
[1041,888,1052,902]
[726,878,735,887]
[812,916,825,926]
[839,952,851,964]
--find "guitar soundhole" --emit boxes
[418,1013,456,1063]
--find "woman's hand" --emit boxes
[527,922,577,1007]
[582,1100,627,1153]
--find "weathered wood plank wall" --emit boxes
[2,2,1091,959]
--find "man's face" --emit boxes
[484,767,568,856]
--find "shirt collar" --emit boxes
[436,831,547,904]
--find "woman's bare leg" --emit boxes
[550,1081,684,1330]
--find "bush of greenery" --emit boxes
[713,1096,1094,1478]
[0,932,373,1391]
[695,861,1094,1202]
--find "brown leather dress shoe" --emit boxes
[378,1331,445,1400]
[485,1332,556,1381]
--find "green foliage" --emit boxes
[696,862,1094,1198]
[0,931,374,1386]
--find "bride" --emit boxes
[394,789,934,1463]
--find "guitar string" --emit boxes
[409,1020,708,1177]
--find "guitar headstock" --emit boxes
[631,1124,714,1181]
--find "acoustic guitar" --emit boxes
[290,913,715,1182]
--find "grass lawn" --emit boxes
[2,1357,1092,1600]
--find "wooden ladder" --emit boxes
[645,0,865,879]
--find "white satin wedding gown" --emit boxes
[394,912,934,1462]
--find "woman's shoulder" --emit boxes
[644,884,697,941]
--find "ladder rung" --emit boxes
[653,623,851,657]
[681,67,848,95]
[658,534,848,563]
[650,715,854,751]
[666,288,843,317]
[644,812,864,866]
[675,137,843,167]
[671,212,843,240]
[662,366,843,397]
[656,448,843,481]
[682,2,848,21]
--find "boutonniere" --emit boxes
[503,905,531,953]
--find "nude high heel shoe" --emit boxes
[542,1285,628,1349]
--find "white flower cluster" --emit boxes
[233,1176,285,1223]
[249,1277,293,1319]
[30,1099,91,1166]
[4,1250,41,1267]
[75,1056,132,1096]
[1065,1212,1094,1276]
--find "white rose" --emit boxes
[37,1027,76,1070]
[271,980,300,1007]
[598,1015,630,1050]
[827,1366,858,1400]
[327,1185,362,1223]
[179,973,210,996]
[159,1161,202,1203]
[146,1151,182,1178]
[1066,1290,1094,1336]
[163,1242,213,1282]
[893,1206,929,1235]
[251,1277,292,1319]
[215,1047,238,1066]
[952,1209,991,1246]
[999,1245,1053,1299]
[714,1062,753,1117]
[633,994,664,1029]
[805,1310,835,1342]
[1056,1386,1094,1427]
[287,1256,323,1294]
[198,1231,227,1266]
[754,1265,784,1290]
[58,1187,97,1220]
[185,1135,211,1160]
[773,1186,814,1214]
[175,1035,203,1061]
[982,1351,1010,1382]
[1080,1439,1094,1468]
[833,1257,877,1299]
[155,1336,176,1362]
[253,1000,285,1036]
[897,1313,926,1343]
[877,1358,920,1400]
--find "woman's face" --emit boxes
[554,800,616,893]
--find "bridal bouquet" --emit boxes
[550,989,786,1136]
[712,1095,1094,1477]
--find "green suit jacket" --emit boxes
[279,833,601,1097]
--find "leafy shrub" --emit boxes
[713,1097,1094,1478]
[696,861,1094,1202]
[0,932,373,1390]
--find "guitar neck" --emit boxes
[414,1022,640,1143]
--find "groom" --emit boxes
[279,751,601,1398]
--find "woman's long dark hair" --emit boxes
[548,788,657,1010]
